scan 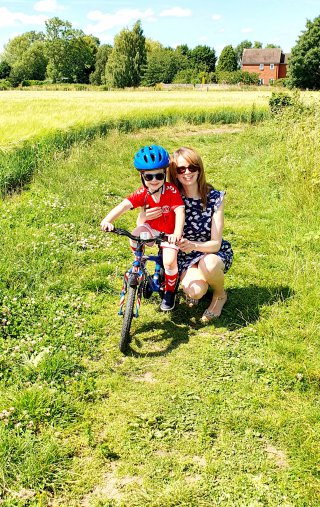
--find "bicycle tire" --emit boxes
[142,277,153,299]
[119,285,136,353]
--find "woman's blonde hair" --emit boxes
[168,147,212,209]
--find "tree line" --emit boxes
[0,16,319,89]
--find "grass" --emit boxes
[0,99,319,504]
[0,89,272,148]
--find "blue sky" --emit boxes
[0,0,319,56]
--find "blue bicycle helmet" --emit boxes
[134,145,170,171]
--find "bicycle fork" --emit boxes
[118,265,143,318]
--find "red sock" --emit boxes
[165,272,178,292]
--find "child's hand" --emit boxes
[145,206,163,220]
[100,219,114,232]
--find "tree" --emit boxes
[45,17,99,83]
[217,45,238,72]
[175,44,191,58]
[9,40,48,85]
[235,40,252,68]
[145,38,163,54]
[67,34,99,83]
[0,61,11,79]
[45,17,75,82]
[90,44,112,85]
[3,32,47,84]
[253,41,263,48]
[3,31,45,66]
[265,44,281,48]
[189,45,216,73]
[106,21,146,88]
[142,47,182,86]
[287,15,320,89]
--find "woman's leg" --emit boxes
[180,264,208,300]
[198,254,227,317]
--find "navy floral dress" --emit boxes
[178,189,233,274]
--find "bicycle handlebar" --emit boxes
[111,227,170,245]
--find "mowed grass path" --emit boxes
[0,122,319,506]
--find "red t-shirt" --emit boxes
[127,183,184,234]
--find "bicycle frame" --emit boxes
[112,228,167,318]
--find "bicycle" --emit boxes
[110,227,170,353]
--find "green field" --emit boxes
[0,90,319,506]
[0,89,271,147]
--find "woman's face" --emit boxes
[175,154,199,188]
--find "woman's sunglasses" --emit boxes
[142,172,166,182]
[176,164,199,175]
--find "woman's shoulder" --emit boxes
[208,187,225,200]
[207,187,225,210]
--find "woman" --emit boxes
[139,146,233,322]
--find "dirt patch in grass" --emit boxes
[81,463,142,505]
[265,443,289,469]
[129,124,245,139]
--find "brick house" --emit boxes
[241,48,290,85]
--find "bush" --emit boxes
[0,79,11,90]
[269,92,294,114]
[216,70,259,85]
[21,79,47,87]
[274,78,288,88]
[172,69,199,84]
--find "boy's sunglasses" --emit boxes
[142,172,165,181]
[176,164,199,175]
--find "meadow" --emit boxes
[0,89,271,147]
[0,89,319,506]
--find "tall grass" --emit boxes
[0,89,271,147]
[0,101,268,196]
[271,100,320,209]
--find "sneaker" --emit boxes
[160,291,176,311]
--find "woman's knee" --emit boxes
[200,254,224,276]
[181,279,208,299]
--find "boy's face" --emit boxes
[141,168,166,192]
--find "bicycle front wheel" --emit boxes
[119,285,136,353]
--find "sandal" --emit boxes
[201,292,227,322]
[185,295,199,308]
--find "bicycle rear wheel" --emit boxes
[119,285,136,353]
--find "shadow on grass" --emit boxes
[126,284,293,357]
[127,301,196,358]
[220,284,293,330]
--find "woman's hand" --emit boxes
[178,237,194,253]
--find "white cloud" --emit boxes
[159,7,192,17]
[33,0,65,13]
[0,7,47,28]
[212,14,222,21]
[241,28,253,33]
[199,35,208,42]
[86,8,155,34]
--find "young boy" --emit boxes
[100,145,185,311]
